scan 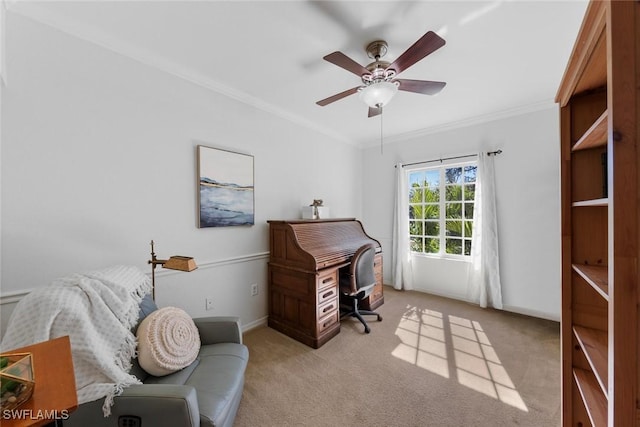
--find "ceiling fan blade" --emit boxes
[386,31,446,75]
[395,79,446,95]
[368,106,382,118]
[316,86,360,106]
[323,52,370,77]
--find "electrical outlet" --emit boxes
[251,283,258,296]
[205,297,214,311]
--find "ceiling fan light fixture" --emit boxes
[359,81,399,108]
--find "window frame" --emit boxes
[407,159,477,260]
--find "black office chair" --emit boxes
[339,243,383,334]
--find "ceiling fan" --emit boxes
[316,31,446,118]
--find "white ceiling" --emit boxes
[11,0,589,147]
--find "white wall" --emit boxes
[362,107,561,320]
[1,12,363,333]
[1,9,563,338]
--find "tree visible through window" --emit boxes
[408,162,477,257]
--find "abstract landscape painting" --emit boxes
[197,145,254,228]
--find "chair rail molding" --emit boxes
[153,251,270,278]
[0,252,271,306]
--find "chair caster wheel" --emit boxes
[364,327,371,334]
[377,315,383,321]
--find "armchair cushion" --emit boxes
[146,343,249,427]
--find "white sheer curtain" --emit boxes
[468,152,503,309]
[392,163,413,290]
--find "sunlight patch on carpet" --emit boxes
[392,307,450,378]
[392,305,528,412]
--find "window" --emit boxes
[408,162,477,257]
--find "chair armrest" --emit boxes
[67,384,200,427]
[114,385,200,426]
[193,316,243,345]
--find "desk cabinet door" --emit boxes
[268,264,316,334]
[362,253,384,310]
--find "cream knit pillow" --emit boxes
[136,306,201,377]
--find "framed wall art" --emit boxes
[197,145,254,228]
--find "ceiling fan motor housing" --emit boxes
[362,40,396,85]
[366,40,388,59]
[362,60,396,85]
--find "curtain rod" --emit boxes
[397,149,502,168]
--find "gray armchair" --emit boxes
[65,296,249,427]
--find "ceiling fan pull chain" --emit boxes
[380,105,384,155]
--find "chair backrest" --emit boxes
[351,243,376,292]
[130,293,159,381]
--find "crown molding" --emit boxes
[9,3,558,152]
[365,99,557,148]
[8,2,354,146]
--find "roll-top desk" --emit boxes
[267,218,383,348]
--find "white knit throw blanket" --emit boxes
[0,265,152,416]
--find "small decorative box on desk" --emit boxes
[301,206,330,220]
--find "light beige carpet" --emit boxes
[235,288,560,427]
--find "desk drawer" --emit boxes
[317,310,339,334]
[318,286,337,305]
[370,282,383,303]
[317,269,338,291]
[374,254,382,275]
[317,297,338,319]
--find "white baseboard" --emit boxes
[501,304,560,323]
[410,287,560,322]
[242,316,268,334]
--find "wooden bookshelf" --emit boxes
[572,110,608,151]
[572,199,608,208]
[572,264,608,300]
[557,1,640,426]
[573,325,608,396]
[573,368,607,427]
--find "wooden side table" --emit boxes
[1,336,77,427]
